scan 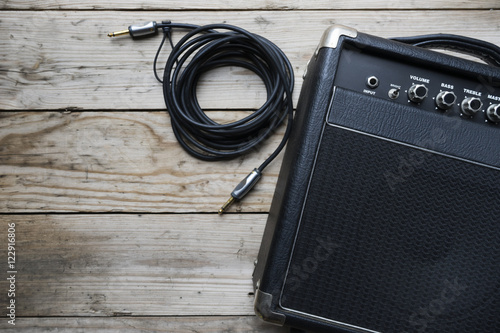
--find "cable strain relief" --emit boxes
[231,168,262,200]
[161,20,172,34]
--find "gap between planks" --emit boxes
[1,0,499,10]
[1,10,500,110]
[0,214,268,317]
[0,111,283,213]
[0,315,289,332]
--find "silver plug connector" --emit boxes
[218,169,262,214]
[108,21,158,38]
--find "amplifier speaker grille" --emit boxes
[281,125,500,333]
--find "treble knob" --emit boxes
[461,97,483,116]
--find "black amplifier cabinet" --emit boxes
[253,25,500,333]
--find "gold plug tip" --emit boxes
[107,29,130,38]
[218,196,236,215]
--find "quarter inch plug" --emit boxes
[218,169,262,214]
[108,21,158,38]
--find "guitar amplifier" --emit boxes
[253,25,500,333]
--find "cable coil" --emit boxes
[108,21,295,212]
[154,23,294,172]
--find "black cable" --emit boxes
[155,22,294,171]
[109,21,294,213]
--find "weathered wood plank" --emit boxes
[1,0,498,10]
[0,214,267,317]
[1,10,499,110]
[0,111,283,213]
[0,316,289,333]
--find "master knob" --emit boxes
[408,84,428,103]
[461,97,483,116]
[486,104,500,123]
[435,91,457,110]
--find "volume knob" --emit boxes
[486,104,500,123]
[435,91,457,110]
[408,84,428,103]
[461,97,483,116]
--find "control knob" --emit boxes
[408,84,428,103]
[486,104,500,123]
[461,97,483,116]
[435,91,457,110]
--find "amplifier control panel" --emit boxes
[334,46,500,126]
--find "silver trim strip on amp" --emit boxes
[325,87,500,172]
[326,123,500,173]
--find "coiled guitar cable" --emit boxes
[108,21,294,213]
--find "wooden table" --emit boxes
[1,1,499,332]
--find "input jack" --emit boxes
[366,76,379,89]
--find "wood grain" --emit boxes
[1,10,499,110]
[2,3,499,333]
[0,214,266,317]
[0,316,289,333]
[1,0,499,10]
[0,111,283,213]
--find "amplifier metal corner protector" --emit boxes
[253,25,500,333]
